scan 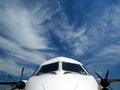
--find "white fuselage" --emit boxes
[25,57,99,90]
[25,72,99,90]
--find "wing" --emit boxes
[108,79,120,83]
[0,82,16,85]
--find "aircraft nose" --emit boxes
[25,74,98,90]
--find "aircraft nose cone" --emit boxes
[25,74,98,90]
[41,75,98,90]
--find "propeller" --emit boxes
[0,67,25,90]
[95,68,120,90]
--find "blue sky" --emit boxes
[0,0,120,89]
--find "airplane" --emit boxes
[0,56,120,90]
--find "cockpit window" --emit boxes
[37,62,58,74]
[62,62,87,75]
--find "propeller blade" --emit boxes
[11,87,17,90]
[108,79,120,83]
[109,86,113,90]
[95,71,103,80]
[0,82,16,85]
[95,67,120,89]
[95,71,110,88]
[0,67,26,90]
[8,75,16,82]
[20,67,24,81]
[101,88,109,90]
[105,68,110,80]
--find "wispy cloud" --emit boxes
[0,0,120,79]
[78,1,120,74]
[0,0,59,76]
[44,0,120,74]
[0,58,33,76]
[0,0,49,49]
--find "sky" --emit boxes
[0,0,120,90]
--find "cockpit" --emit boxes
[35,61,89,75]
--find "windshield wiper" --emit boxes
[64,71,73,74]
[48,71,56,74]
